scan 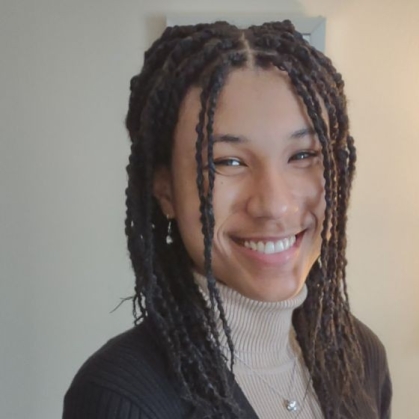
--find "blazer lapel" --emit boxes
[230,371,259,419]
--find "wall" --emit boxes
[1,0,417,418]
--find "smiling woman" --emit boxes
[154,68,326,303]
[63,20,392,419]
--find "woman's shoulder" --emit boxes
[63,321,188,419]
[351,315,392,418]
[351,315,389,370]
[69,321,164,385]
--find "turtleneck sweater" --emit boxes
[63,272,392,419]
[193,272,324,419]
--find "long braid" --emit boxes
[126,25,248,416]
[286,41,361,368]
[196,53,248,374]
[280,58,341,411]
[251,28,365,415]
[125,20,368,418]
[249,27,366,416]
[246,49,351,413]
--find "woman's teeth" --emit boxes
[243,235,296,255]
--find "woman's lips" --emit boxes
[231,231,305,267]
[243,235,296,254]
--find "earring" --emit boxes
[316,255,323,268]
[166,216,173,245]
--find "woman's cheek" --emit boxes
[213,176,246,220]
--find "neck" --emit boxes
[193,272,308,369]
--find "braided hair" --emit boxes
[125,20,367,418]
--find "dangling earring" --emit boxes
[317,255,323,268]
[166,216,173,245]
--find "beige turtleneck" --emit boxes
[193,272,324,419]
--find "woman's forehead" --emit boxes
[175,67,328,144]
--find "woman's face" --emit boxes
[154,66,326,302]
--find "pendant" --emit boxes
[285,400,299,412]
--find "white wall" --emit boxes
[1,0,417,418]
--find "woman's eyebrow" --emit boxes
[211,128,316,144]
[289,127,316,139]
[212,134,249,144]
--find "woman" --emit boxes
[63,20,392,418]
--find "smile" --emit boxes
[241,235,297,255]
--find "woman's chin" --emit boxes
[224,276,305,303]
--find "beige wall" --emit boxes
[1,0,417,418]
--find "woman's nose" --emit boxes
[245,168,300,220]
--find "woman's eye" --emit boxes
[289,151,319,162]
[214,158,242,167]
[210,158,246,175]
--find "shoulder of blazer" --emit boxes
[351,315,393,418]
[351,315,389,377]
[64,321,190,418]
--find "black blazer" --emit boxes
[63,318,392,419]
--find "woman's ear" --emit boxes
[153,166,175,218]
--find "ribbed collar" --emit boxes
[193,272,308,370]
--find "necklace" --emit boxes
[229,350,303,413]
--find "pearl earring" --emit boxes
[166,216,173,245]
[317,255,323,268]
